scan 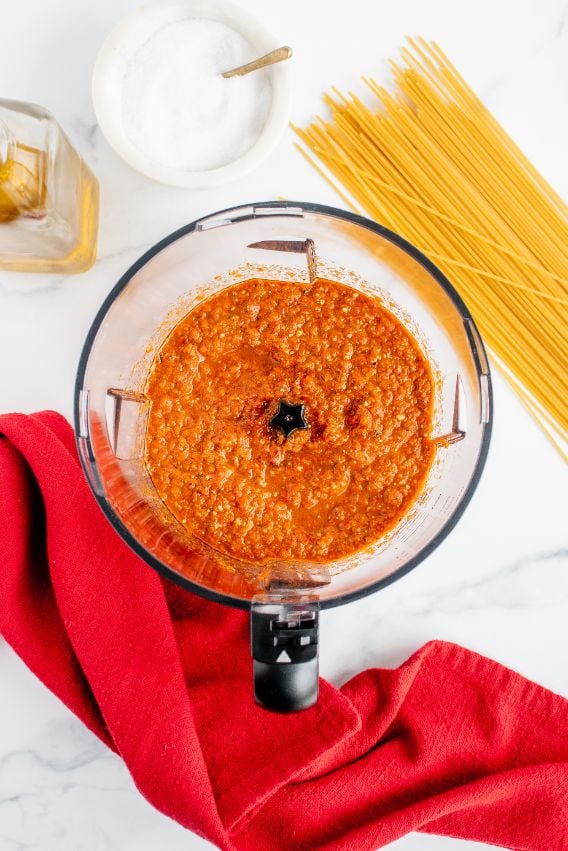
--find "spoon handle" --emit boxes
[222,45,292,79]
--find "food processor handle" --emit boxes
[251,600,319,712]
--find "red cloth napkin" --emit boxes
[1,411,567,851]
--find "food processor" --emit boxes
[75,202,492,712]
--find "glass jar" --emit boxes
[0,99,99,273]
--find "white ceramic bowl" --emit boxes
[92,0,290,188]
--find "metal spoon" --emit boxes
[222,45,292,79]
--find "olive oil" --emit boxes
[0,142,46,223]
[0,100,99,273]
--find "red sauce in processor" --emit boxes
[145,278,434,563]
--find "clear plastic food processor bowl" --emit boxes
[75,202,492,711]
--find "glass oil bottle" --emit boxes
[0,99,99,273]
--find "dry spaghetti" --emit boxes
[292,37,568,460]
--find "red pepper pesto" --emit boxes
[144,278,435,564]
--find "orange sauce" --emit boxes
[145,278,434,563]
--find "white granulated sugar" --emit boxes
[122,18,272,171]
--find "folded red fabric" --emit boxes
[1,411,567,851]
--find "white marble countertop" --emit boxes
[1,0,567,849]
